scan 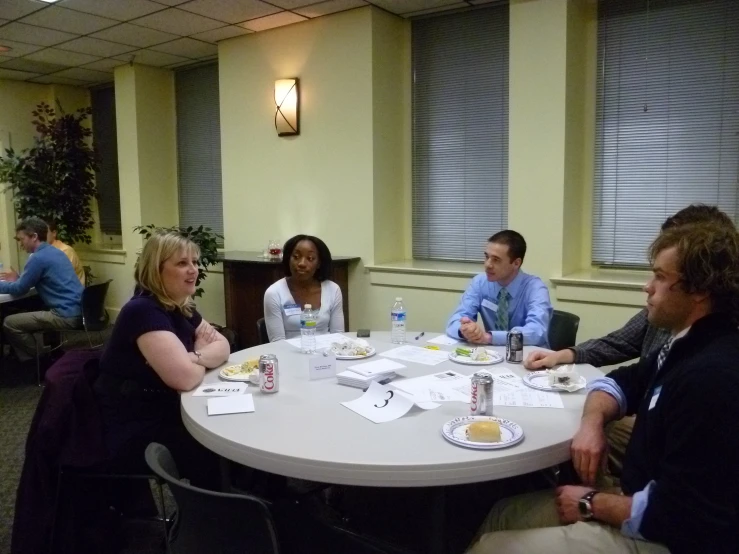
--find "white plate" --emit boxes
[523,371,587,392]
[441,416,524,450]
[448,350,504,365]
[219,365,258,382]
[330,347,377,360]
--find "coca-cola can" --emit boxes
[259,354,279,393]
[506,331,523,363]
[470,371,493,416]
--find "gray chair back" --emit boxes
[145,443,280,554]
[548,310,581,351]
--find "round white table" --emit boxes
[182,332,603,488]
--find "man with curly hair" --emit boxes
[469,222,739,554]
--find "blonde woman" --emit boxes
[94,231,229,484]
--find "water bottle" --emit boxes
[391,297,407,344]
[300,304,317,354]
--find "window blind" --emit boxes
[175,63,224,239]
[412,5,509,261]
[593,0,739,266]
[91,85,122,235]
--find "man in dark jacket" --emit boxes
[469,222,739,554]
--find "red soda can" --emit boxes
[470,371,493,415]
[259,354,279,393]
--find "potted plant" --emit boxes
[134,224,224,298]
[0,102,97,246]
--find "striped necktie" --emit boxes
[495,288,510,331]
[656,337,673,373]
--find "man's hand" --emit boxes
[524,348,575,370]
[571,417,608,486]
[459,317,489,344]
[555,485,595,524]
[0,267,19,282]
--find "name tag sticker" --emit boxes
[648,385,663,411]
[284,303,302,317]
[481,299,498,312]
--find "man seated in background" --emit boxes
[446,230,552,347]
[0,217,84,366]
[524,204,736,476]
[47,219,85,285]
[468,222,739,554]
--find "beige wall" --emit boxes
[37,0,647,345]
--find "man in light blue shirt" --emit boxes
[0,217,83,363]
[446,230,552,347]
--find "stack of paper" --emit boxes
[337,358,405,388]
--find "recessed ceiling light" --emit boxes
[37,0,63,4]
[0,45,11,53]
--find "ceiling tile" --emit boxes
[369,0,462,15]
[150,37,217,58]
[60,0,165,21]
[149,0,193,5]
[118,48,190,66]
[0,22,78,46]
[189,24,251,43]
[294,0,367,18]
[469,0,504,3]
[19,6,119,35]
[0,18,8,26]
[405,2,468,17]
[268,0,327,8]
[52,67,112,83]
[0,39,43,57]
[90,23,180,47]
[0,0,45,20]
[30,74,88,86]
[80,58,125,72]
[56,36,138,57]
[26,48,100,66]
[0,57,65,74]
[0,67,40,80]
[240,11,307,32]
[131,8,224,35]
[178,0,279,24]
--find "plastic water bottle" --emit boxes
[300,304,317,354]
[391,297,407,344]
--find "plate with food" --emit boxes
[328,338,377,360]
[220,359,260,383]
[448,347,504,365]
[441,416,524,450]
[523,367,587,392]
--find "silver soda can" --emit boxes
[506,331,523,363]
[470,371,494,416]
[259,354,279,393]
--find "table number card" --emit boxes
[309,355,337,380]
[341,381,416,423]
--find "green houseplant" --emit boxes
[134,224,223,298]
[0,102,98,246]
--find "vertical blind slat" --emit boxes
[412,5,509,262]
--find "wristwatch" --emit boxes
[578,490,599,521]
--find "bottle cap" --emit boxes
[395,297,402,302]
[304,304,312,309]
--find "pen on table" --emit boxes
[415,331,425,340]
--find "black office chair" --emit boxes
[145,443,281,554]
[81,279,112,348]
[257,317,269,345]
[548,310,581,351]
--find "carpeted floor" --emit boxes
[0,358,43,554]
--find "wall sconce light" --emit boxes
[274,78,299,137]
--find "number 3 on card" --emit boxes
[374,390,394,408]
